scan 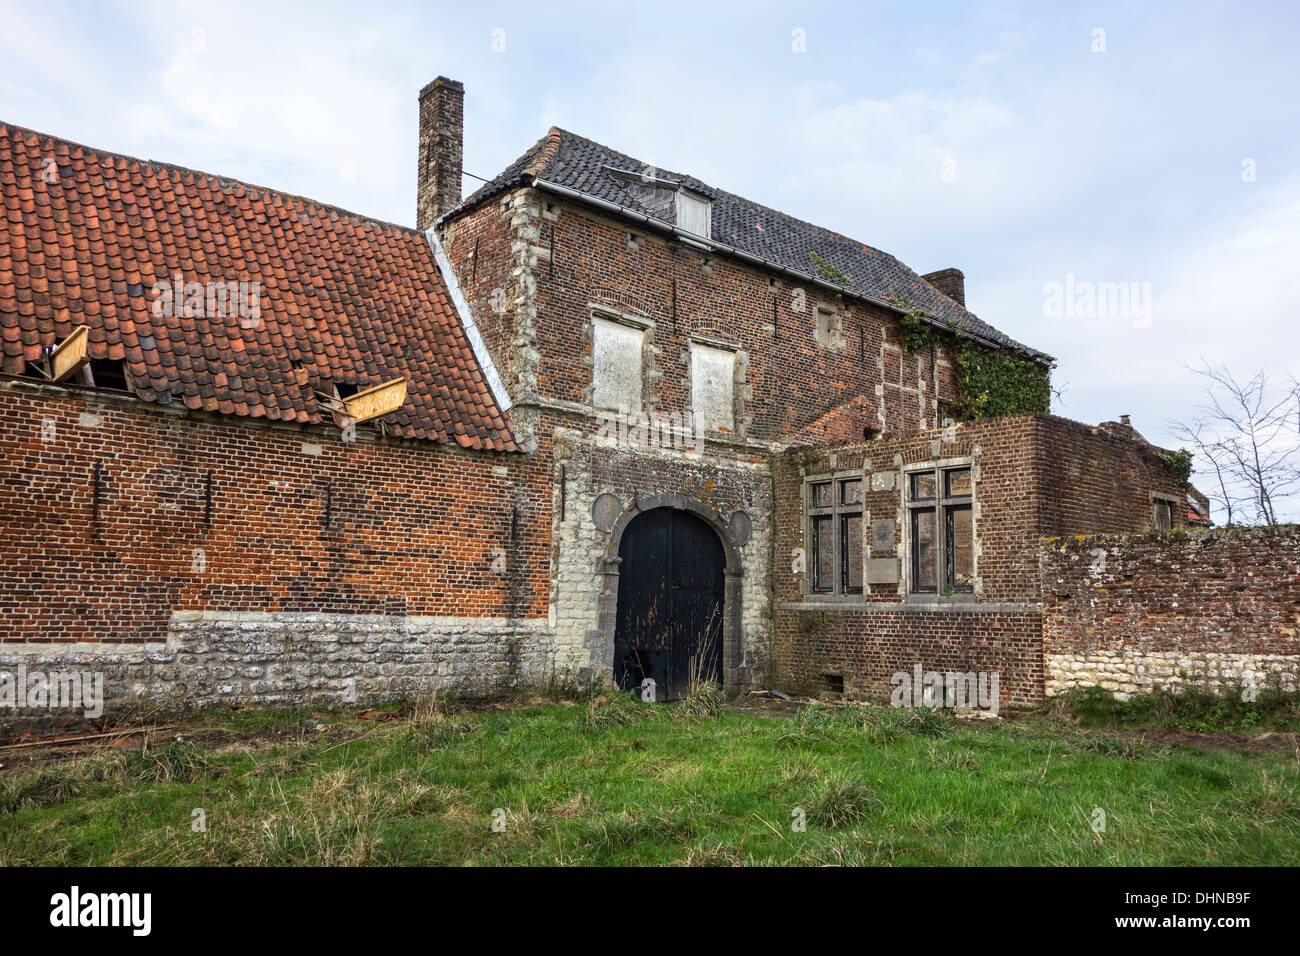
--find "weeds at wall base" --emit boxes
[1051,681,1300,734]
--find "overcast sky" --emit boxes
[2,0,1296,515]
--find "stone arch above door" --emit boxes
[585,493,747,692]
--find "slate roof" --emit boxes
[450,128,1047,360]
[0,122,516,450]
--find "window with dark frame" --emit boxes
[906,464,974,596]
[807,476,863,595]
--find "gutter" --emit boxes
[531,178,1052,365]
[425,226,513,413]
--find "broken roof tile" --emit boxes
[0,122,516,451]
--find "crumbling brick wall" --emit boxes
[0,380,555,724]
[1034,415,1183,537]
[1042,526,1300,698]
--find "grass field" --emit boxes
[2,691,1298,866]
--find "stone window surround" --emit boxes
[801,468,866,603]
[586,304,655,415]
[900,454,979,605]
[686,333,743,438]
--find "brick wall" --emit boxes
[776,605,1044,707]
[0,379,555,725]
[772,413,1189,707]
[1035,415,1183,537]
[1042,526,1300,697]
[441,187,969,441]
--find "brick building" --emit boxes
[772,414,1188,707]
[4,76,1285,725]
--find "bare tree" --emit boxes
[1170,363,1300,526]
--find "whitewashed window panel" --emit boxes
[592,316,643,412]
[691,344,735,433]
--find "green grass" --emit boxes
[1,694,1297,866]
[1060,682,1300,734]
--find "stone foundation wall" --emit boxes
[1,611,556,733]
[1045,650,1299,698]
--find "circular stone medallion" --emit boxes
[728,510,753,546]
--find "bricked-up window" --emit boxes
[690,343,735,433]
[807,476,863,595]
[814,306,843,350]
[591,315,644,412]
[907,465,973,596]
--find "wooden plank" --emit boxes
[343,376,407,424]
[50,325,89,382]
[0,723,185,752]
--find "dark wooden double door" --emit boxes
[614,508,724,700]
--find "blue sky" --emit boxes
[1,0,1297,514]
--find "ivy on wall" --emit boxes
[886,296,1051,421]
[948,338,1052,420]
[1159,448,1194,489]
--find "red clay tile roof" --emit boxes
[1187,493,1212,527]
[0,122,516,451]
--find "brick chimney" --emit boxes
[417,76,464,231]
[922,268,965,307]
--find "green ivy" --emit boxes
[882,296,930,354]
[886,296,1051,421]
[1159,448,1194,489]
[948,338,1051,420]
[808,251,853,290]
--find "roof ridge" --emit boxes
[0,120,421,237]
[523,127,564,178]
[540,129,980,313]
[543,128,879,246]
[546,127,710,190]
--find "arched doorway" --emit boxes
[613,508,725,700]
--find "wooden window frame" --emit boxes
[675,189,712,237]
[1150,492,1178,532]
[805,473,864,598]
[905,462,975,599]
